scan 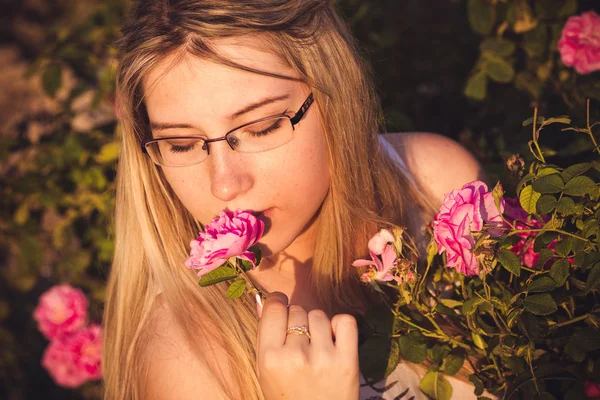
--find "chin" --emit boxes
[256,227,296,258]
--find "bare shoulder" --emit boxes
[382,132,485,206]
[142,295,232,400]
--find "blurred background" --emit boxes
[1,0,599,398]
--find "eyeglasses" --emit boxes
[141,93,314,167]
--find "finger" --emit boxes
[255,293,264,318]
[331,314,358,354]
[285,304,310,347]
[257,292,289,351]
[307,309,334,350]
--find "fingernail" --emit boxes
[255,293,263,318]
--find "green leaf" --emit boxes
[480,38,516,57]
[556,197,576,215]
[558,0,578,17]
[498,248,521,277]
[485,57,515,83]
[248,245,262,267]
[541,116,571,127]
[554,237,572,257]
[14,203,30,225]
[462,297,486,315]
[398,335,427,364]
[520,186,541,214]
[464,71,488,100]
[359,336,399,381]
[472,332,486,350]
[522,117,545,127]
[95,142,120,164]
[523,25,548,57]
[563,176,597,196]
[439,299,462,309]
[239,258,254,272]
[532,174,564,194]
[430,344,451,365]
[419,370,453,400]
[467,0,495,36]
[42,62,62,97]
[536,167,561,178]
[562,163,591,182]
[469,374,485,396]
[536,195,557,214]
[550,259,570,287]
[524,293,557,316]
[226,279,246,299]
[585,263,600,293]
[443,355,464,376]
[199,265,238,287]
[527,276,556,293]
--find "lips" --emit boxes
[259,207,274,218]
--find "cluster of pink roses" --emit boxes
[33,284,102,388]
[433,181,504,276]
[433,181,572,276]
[185,209,264,278]
[558,11,600,75]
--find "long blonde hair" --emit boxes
[103,1,435,398]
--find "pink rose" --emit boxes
[352,243,399,283]
[368,229,395,255]
[33,285,88,340]
[504,198,544,268]
[433,181,504,276]
[585,381,600,398]
[185,209,264,278]
[558,11,600,74]
[42,324,103,388]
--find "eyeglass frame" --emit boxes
[141,92,314,166]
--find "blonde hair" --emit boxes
[103,1,435,398]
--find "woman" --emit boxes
[103,0,482,398]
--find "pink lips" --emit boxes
[260,207,275,218]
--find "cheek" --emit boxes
[271,125,330,216]
[161,169,216,224]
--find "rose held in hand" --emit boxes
[185,209,264,278]
[433,181,504,276]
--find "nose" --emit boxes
[206,140,254,202]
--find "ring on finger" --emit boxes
[286,325,311,340]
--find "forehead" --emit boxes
[142,38,299,123]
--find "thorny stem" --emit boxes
[587,99,600,155]
[532,107,546,163]
[507,228,589,242]
[549,313,590,331]
[527,346,541,395]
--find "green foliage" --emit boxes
[359,107,600,399]
[464,0,597,108]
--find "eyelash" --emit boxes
[246,118,284,137]
[164,110,290,153]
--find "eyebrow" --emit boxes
[149,93,291,132]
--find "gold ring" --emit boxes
[286,325,311,340]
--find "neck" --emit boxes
[246,220,327,314]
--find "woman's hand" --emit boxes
[256,292,360,400]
